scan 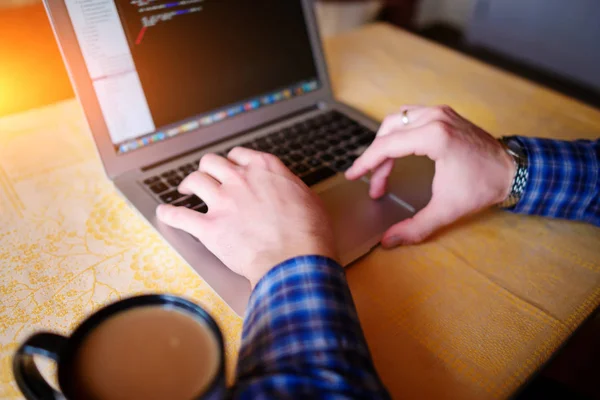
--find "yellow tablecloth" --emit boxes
[1,23,599,399]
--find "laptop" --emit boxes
[44,0,434,315]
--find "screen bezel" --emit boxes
[43,0,333,178]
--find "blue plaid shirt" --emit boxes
[511,137,599,226]
[229,137,598,399]
[230,256,390,399]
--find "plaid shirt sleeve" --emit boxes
[509,136,600,226]
[229,256,390,400]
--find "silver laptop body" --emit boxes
[43,0,434,315]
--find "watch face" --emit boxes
[506,138,526,159]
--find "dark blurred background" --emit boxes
[1,0,599,398]
[317,0,600,110]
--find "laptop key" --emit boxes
[161,170,178,178]
[256,137,270,146]
[332,111,345,121]
[256,139,272,152]
[305,130,319,141]
[144,176,161,185]
[288,141,302,150]
[179,169,195,178]
[339,133,353,142]
[345,141,360,151]
[332,159,347,171]
[272,147,288,158]
[302,147,316,157]
[330,122,342,131]
[179,164,195,173]
[337,118,351,128]
[301,166,336,187]
[271,135,285,145]
[314,141,328,151]
[149,182,169,194]
[281,128,295,139]
[313,114,326,125]
[173,195,203,209]
[332,155,358,172]
[180,167,196,176]
[333,147,346,157]
[291,163,309,175]
[327,137,340,146]
[320,153,335,162]
[279,156,293,168]
[167,176,183,187]
[194,203,209,214]
[357,133,375,146]
[289,152,303,162]
[307,158,322,168]
[160,190,184,204]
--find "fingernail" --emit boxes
[156,204,169,219]
[382,236,403,248]
[369,187,383,199]
[346,168,359,179]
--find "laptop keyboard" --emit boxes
[142,110,376,213]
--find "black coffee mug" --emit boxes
[13,295,225,400]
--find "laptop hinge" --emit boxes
[141,103,323,172]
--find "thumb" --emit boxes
[381,199,451,247]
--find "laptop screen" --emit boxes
[65,0,320,155]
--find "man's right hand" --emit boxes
[346,105,516,248]
[156,148,337,288]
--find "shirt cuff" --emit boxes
[240,255,360,359]
[249,255,343,307]
[509,136,599,225]
[234,255,389,398]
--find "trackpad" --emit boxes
[318,180,413,266]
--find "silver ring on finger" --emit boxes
[401,110,410,126]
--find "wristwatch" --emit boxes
[497,136,529,209]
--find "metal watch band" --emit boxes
[497,137,529,209]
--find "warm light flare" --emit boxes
[0,3,73,118]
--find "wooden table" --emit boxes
[1,23,599,399]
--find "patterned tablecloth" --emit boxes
[1,24,599,399]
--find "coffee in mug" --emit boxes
[13,295,225,400]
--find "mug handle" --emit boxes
[13,332,68,400]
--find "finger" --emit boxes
[228,147,291,176]
[226,147,261,167]
[381,199,453,247]
[156,204,208,240]
[377,105,448,137]
[368,159,394,199]
[377,106,425,137]
[199,153,242,184]
[348,105,423,186]
[178,171,221,205]
[346,124,443,180]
